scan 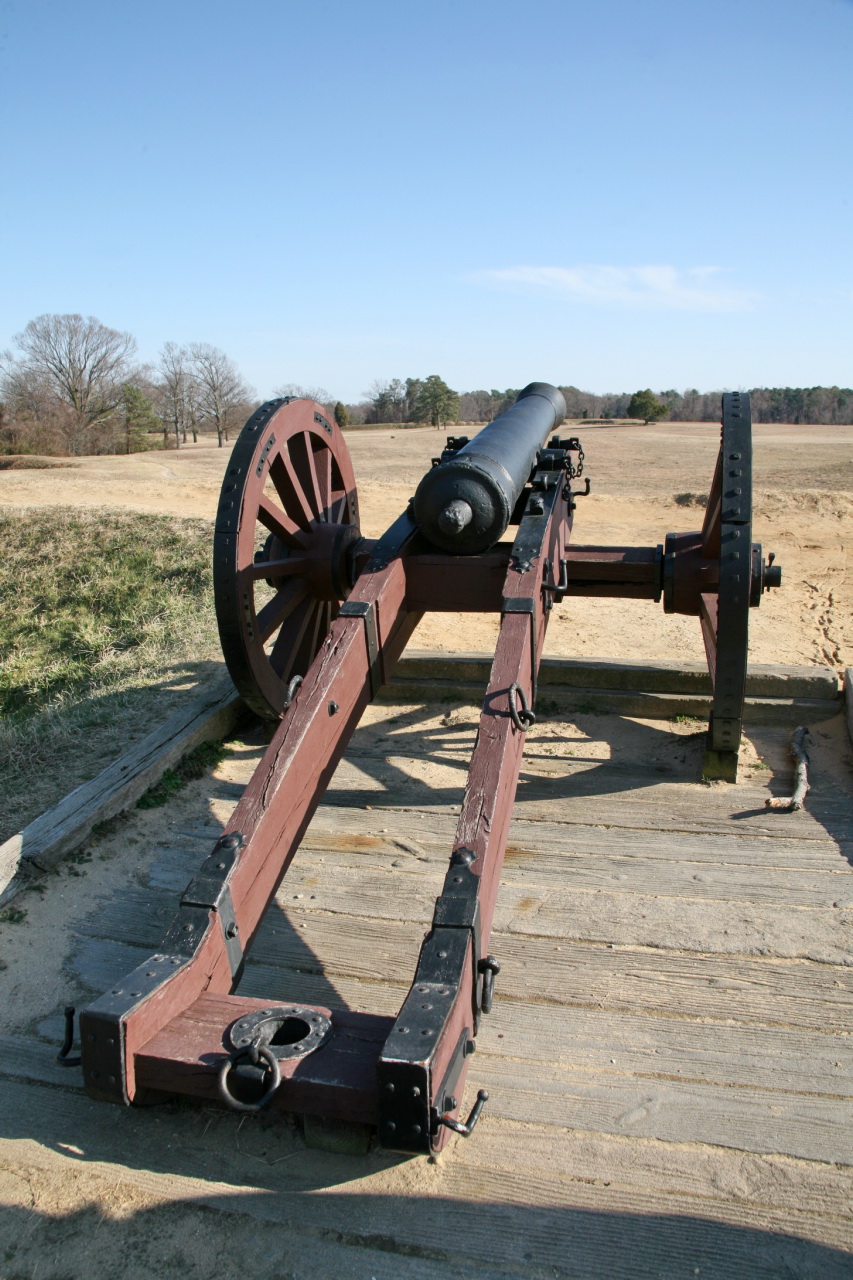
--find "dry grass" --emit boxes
[0,506,223,840]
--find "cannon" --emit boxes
[80,384,780,1153]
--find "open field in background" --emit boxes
[0,419,850,839]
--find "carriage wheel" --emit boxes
[697,392,767,780]
[214,398,360,720]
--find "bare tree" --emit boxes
[364,378,406,423]
[158,342,193,448]
[4,314,137,453]
[273,382,333,407]
[189,344,254,447]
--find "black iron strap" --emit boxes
[181,831,245,983]
[338,599,381,697]
[502,598,538,702]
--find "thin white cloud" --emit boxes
[474,264,756,312]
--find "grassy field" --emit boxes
[0,507,223,841]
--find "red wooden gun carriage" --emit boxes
[79,384,780,1153]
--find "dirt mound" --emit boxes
[0,455,77,471]
[754,488,853,521]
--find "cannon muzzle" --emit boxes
[412,382,567,554]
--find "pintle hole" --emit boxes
[269,1016,311,1047]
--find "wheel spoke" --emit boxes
[269,598,318,680]
[329,491,350,524]
[269,454,316,530]
[699,592,718,686]
[257,581,309,643]
[701,447,722,558]
[257,494,307,548]
[291,598,326,677]
[289,431,324,522]
[317,443,334,517]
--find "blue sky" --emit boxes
[1,0,851,400]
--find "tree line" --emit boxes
[2,313,850,459]
[553,384,853,426]
[0,314,255,456]
[347,381,853,427]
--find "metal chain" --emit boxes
[565,443,584,481]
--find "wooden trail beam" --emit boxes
[80,521,420,1108]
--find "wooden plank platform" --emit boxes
[0,689,851,1277]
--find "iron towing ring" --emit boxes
[218,1005,334,1112]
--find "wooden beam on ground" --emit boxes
[382,652,842,723]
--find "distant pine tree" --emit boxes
[334,401,349,429]
[413,375,460,429]
[121,384,160,453]
[627,389,669,423]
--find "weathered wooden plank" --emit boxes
[480,1003,852,1100]
[68,925,853,1037]
[65,927,853,1100]
[283,832,851,906]
[384,679,841,724]
[296,802,852,870]
[1,1073,852,1268]
[391,651,841,700]
[0,675,243,907]
[265,865,853,962]
[249,919,853,1032]
[474,1058,853,1164]
[335,740,851,817]
[323,757,853,842]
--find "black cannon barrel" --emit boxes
[412,381,567,554]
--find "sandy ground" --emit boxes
[1,421,851,673]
